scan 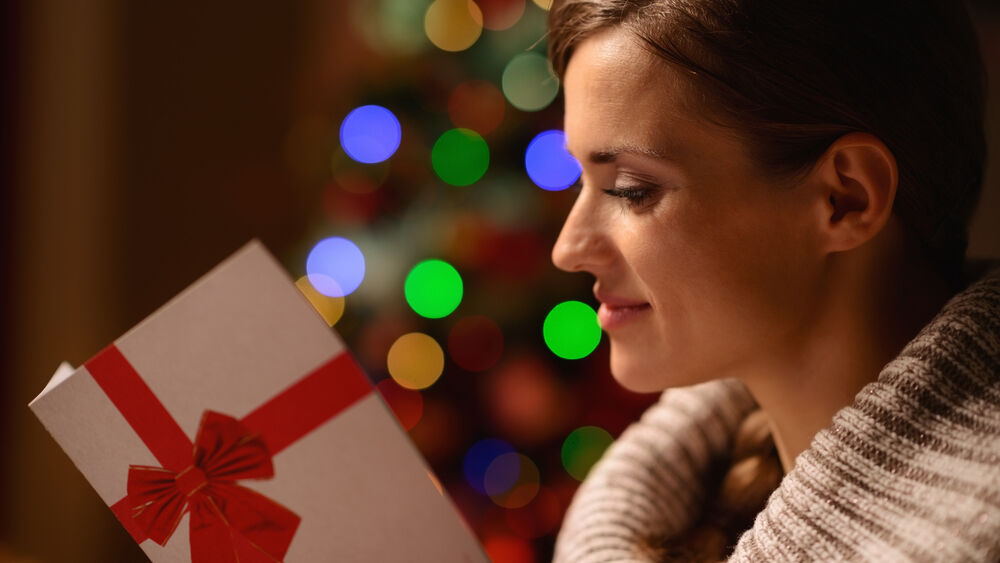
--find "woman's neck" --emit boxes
[742,221,954,472]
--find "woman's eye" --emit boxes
[603,185,654,208]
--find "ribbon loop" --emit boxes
[126,410,300,561]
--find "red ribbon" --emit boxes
[126,411,300,561]
[84,345,372,562]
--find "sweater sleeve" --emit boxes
[553,378,757,562]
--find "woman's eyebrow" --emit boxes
[587,143,673,163]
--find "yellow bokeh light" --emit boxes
[425,0,483,52]
[387,332,446,390]
[532,0,552,9]
[295,276,346,326]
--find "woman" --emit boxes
[546,0,999,560]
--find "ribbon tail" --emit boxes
[189,496,283,563]
[190,483,300,562]
[189,498,240,563]
[189,517,281,563]
[231,533,285,563]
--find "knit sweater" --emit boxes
[553,266,1000,562]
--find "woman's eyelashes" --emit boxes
[568,177,662,210]
[603,184,657,209]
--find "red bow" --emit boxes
[126,411,300,563]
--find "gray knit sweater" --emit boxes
[554,267,1000,562]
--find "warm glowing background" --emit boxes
[2,1,999,562]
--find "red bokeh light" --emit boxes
[472,0,526,31]
[408,396,466,465]
[483,534,536,563]
[448,315,505,372]
[448,80,506,135]
[375,378,424,431]
[482,354,576,446]
[505,486,563,539]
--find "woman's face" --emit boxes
[554,28,824,392]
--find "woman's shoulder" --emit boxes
[730,264,1000,561]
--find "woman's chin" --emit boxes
[608,343,702,393]
[608,347,670,393]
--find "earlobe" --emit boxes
[814,133,898,253]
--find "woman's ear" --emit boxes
[808,132,898,253]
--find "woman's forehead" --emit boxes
[562,28,694,162]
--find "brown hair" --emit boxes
[648,409,784,560]
[547,0,987,291]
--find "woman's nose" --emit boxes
[551,194,613,274]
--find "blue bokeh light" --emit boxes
[463,438,514,495]
[305,237,366,298]
[525,129,582,191]
[483,452,522,496]
[339,105,402,164]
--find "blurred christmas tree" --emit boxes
[285,1,660,560]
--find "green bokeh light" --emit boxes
[543,300,601,359]
[351,0,430,57]
[561,426,614,481]
[405,259,464,318]
[501,52,559,112]
[431,128,490,186]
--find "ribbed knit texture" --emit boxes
[553,267,1000,562]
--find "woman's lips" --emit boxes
[597,302,652,330]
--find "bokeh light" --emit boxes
[351,0,430,57]
[408,396,464,465]
[305,237,365,297]
[483,534,537,563]
[476,0,526,30]
[339,105,401,164]
[447,80,506,135]
[484,355,567,445]
[525,130,582,191]
[448,315,504,372]
[294,276,346,326]
[431,128,490,186]
[322,183,382,227]
[375,378,424,431]
[531,0,552,9]
[405,259,464,318]
[332,169,381,194]
[387,332,445,390]
[505,486,563,539]
[561,425,614,481]
[441,212,492,269]
[466,226,548,280]
[425,0,483,52]
[486,452,540,508]
[463,438,515,494]
[543,301,601,359]
[501,52,559,112]
[483,451,521,496]
[356,315,416,374]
